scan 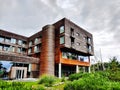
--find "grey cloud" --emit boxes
[0,0,120,61]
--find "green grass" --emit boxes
[1,71,120,90]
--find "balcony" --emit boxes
[0,50,39,64]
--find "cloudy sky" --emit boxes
[0,0,120,62]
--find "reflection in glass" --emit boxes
[0,61,31,80]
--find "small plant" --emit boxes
[38,75,57,87]
[61,76,66,82]
[32,85,45,90]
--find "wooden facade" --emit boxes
[0,18,94,78]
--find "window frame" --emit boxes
[60,26,65,34]
[60,36,65,44]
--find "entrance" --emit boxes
[16,69,24,79]
[10,66,27,79]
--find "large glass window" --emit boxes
[62,51,89,62]
[62,51,78,60]
[60,36,65,44]
[11,38,16,44]
[60,26,64,34]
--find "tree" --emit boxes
[108,57,120,81]
[109,56,120,71]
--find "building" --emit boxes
[0,18,94,79]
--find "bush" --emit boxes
[32,85,45,90]
[109,71,120,81]
[0,80,29,90]
[38,75,57,87]
[65,72,115,90]
[68,72,85,81]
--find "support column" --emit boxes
[28,64,32,78]
[88,56,91,73]
[83,67,85,73]
[88,66,91,73]
[76,65,79,73]
[58,63,61,78]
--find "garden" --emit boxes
[0,57,120,90]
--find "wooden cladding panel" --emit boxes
[40,25,55,76]
[60,58,90,66]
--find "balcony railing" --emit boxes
[0,50,27,56]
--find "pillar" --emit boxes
[88,56,91,73]
[76,65,79,73]
[88,66,91,73]
[58,63,61,78]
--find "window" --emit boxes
[34,46,39,52]
[60,36,65,44]
[11,38,16,44]
[78,56,84,61]
[17,47,21,53]
[28,48,32,54]
[18,40,22,45]
[70,28,74,36]
[3,45,10,51]
[87,37,91,43]
[22,41,26,47]
[5,38,11,43]
[76,32,80,36]
[88,45,92,52]
[84,37,86,41]
[71,37,75,48]
[21,48,26,53]
[76,42,80,46]
[9,46,15,52]
[29,41,32,47]
[0,36,4,42]
[34,38,38,44]
[0,45,3,50]
[62,51,78,60]
[62,52,67,59]
[60,26,64,34]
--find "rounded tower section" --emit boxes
[40,25,55,76]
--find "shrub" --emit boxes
[38,75,57,87]
[109,71,120,81]
[32,85,45,90]
[68,72,85,81]
[65,73,110,90]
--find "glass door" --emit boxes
[16,70,24,79]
